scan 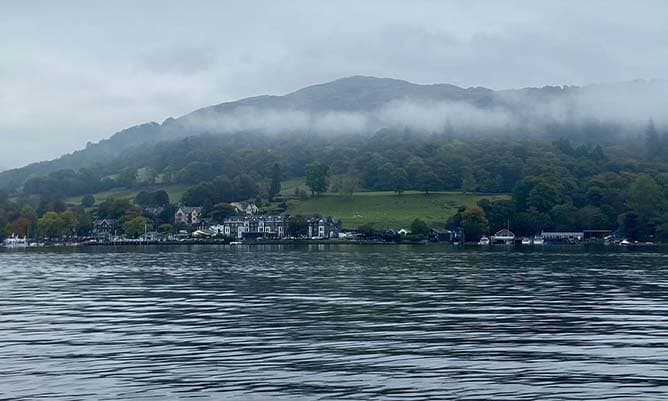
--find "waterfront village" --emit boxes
[2,198,625,249]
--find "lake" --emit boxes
[1,245,667,400]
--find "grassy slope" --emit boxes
[64,178,305,206]
[64,184,189,206]
[286,191,509,230]
[278,178,308,195]
[60,178,508,230]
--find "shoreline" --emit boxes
[2,239,666,251]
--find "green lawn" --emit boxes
[286,191,509,230]
[278,178,307,195]
[60,179,507,230]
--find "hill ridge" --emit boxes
[1,75,665,189]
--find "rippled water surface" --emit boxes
[1,245,667,400]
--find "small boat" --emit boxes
[478,236,490,246]
[521,237,531,246]
[620,239,631,247]
[229,241,243,245]
[532,235,544,245]
[3,234,28,249]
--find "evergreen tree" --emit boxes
[269,163,282,200]
[644,119,662,159]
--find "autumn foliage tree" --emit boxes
[461,205,490,241]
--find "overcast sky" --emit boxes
[1,0,667,168]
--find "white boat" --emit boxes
[521,237,531,245]
[620,239,631,246]
[478,236,490,246]
[532,235,544,245]
[229,241,243,245]
[3,234,28,249]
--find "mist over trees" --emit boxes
[3,76,668,190]
[1,124,665,242]
[0,77,667,242]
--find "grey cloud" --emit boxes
[182,80,668,139]
[142,47,217,74]
[1,0,668,167]
[183,108,369,134]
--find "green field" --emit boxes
[60,178,507,230]
[286,191,509,230]
[278,178,308,195]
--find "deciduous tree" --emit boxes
[305,162,329,195]
[123,216,151,238]
[461,205,489,241]
[416,170,442,195]
[286,215,309,237]
[410,218,430,237]
[38,212,64,238]
[391,168,409,195]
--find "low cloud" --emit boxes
[180,82,668,140]
[183,108,369,134]
[3,1,668,166]
[376,100,515,133]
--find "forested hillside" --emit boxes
[2,76,667,189]
[1,126,666,241]
[1,76,667,242]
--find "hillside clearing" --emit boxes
[286,191,509,230]
[64,184,190,206]
[61,180,508,231]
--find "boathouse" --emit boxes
[541,231,584,243]
[491,228,515,245]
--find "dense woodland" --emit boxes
[1,123,667,242]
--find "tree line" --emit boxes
[13,125,667,198]
[1,123,667,242]
[447,172,667,242]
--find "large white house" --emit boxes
[307,216,342,239]
[220,215,286,239]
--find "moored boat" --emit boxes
[478,236,490,246]
[3,234,28,249]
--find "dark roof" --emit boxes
[178,206,202,213]
[223,215,285,223]
[94,218,117,225]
